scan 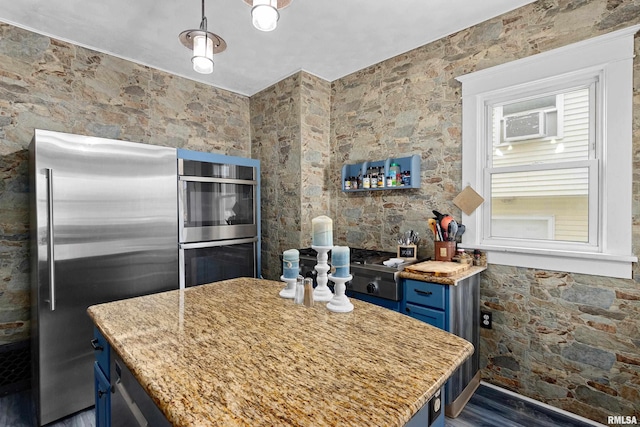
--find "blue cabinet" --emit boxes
[94,362,111,427]
[405,386,445,427]
[402,273,482,419]
[403,280,449,330]
[405,304,446,330]
[92,327,111,427]
[346,290,401,312]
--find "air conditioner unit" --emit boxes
[503,111,546,141]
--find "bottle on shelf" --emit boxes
[402,170,410,186]
[377,167,384,188]
[363,169,371,189]
[389,163,400,187]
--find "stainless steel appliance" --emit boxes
[110,350,171,427]
[29,130,179,426]
[178,150,261,287]
[297,248,407,312]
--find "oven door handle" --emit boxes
[179,175,257,185]
[180,237,258,250]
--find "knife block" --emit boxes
[434,241,456,262]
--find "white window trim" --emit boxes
[456,25,639,279]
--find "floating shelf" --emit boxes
[341,154,421,192]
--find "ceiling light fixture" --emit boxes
[179,0,227,74]
[243,0,292,32]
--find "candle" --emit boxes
[283,249,299,279]
[312,215,333,247]
[332,245,350,278]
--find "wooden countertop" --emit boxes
[399,265,486,285]
[87,278,474,427]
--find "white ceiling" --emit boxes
[0,0,536,97]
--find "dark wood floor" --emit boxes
[1,382,604,427]
[0,390,93,427]
[445,383,605,427]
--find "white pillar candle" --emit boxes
[282,249,299,279]
[332,246,350,278]
[311,215,333,247]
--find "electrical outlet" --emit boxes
[480,310,492,329]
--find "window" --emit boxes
[488,84,595,246]
[456,25,639,279]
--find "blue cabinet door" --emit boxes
[404,280,447,310]
[404,303,446,330]
[93,327,110,377]
[94,362,111,427]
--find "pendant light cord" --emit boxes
[200,0,207,31]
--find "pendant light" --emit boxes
[243,0,292,32]
[179,0,227,74]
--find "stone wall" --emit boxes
[299,73,332,248]
[250,71,331,280]
[329,0,640,422]
[251,73,302,280]
[0,23,251,345]
[481,266,640,420]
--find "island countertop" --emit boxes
[87,278,474,427]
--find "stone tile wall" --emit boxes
[0,23,251,345]
[481,266,640,421]
[299,73,332,248]
[250,71,331,280]
[329,0,640,422]
[251,73,302,280]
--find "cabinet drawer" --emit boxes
[405,280,446,310]
[93,327,110,378]
[405,303,446,330]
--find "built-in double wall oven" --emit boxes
[177,149,261,288]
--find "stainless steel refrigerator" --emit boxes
[29,129,179,426]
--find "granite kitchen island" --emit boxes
[88,278,474,426]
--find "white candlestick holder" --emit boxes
[312,245,334,302]
[327,274,354,313]
[279,275,297,299]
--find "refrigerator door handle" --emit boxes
[46,168,56,311]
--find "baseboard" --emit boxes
[445,371,481,418]
[480,381,607,427]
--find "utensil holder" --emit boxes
[435,241,456,262]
